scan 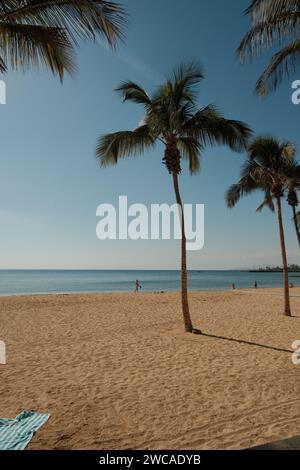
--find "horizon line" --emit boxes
[0,268,265,272]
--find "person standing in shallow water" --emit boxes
[254,280,258,289]
[135,280,142,293]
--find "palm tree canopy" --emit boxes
[96,61,252,175]
[226,136,300,208]
[0,1,127,80]
[239,0,300,95]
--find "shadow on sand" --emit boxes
[200,332,292,354]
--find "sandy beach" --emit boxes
[1,288,300,450]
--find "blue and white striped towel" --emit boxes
[0,411,50,450]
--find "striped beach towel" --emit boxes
[0,411,50,450]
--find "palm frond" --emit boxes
[241,1,300,95]
[256,190,275,212]
[115,81,152,107]
[177,136,202,174]
[0,53,7,72]
[226,162,262,208]
[245,0,299,20]
[247,136,281,166]
[247,136,297,173]
[151,60,204,112]
[240,158,272,189]
[0,1,126,78]
[255,39,300,96]
[238,12,300,63]
[184,105,252,152]
[283,163,300,192]
[0,22,75,79]
[96,125,155,167]
[171,60,205,106]
[226,183,242,208]
[246,137,299,193]
[281,141,297,161]
[0,0,127,47]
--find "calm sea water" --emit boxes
[0,270,298,296]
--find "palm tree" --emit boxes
[287,188,300,248]
[226,136,300,317]
[256,167,300,250]
[255,186,300,250]
[238,0,300,95]
[257,185,300,250]
[0,1,126,80]
[297,210,300,234]
[96,61,251,333]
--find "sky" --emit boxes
[1,0,300,270]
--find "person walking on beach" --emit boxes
[231,283,236,290]
[254,280,258,289]
[135,280,142,293]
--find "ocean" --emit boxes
[0,270,298,296]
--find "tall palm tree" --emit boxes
[96,62,251,333]
[0,1,126,80]
[226,136,300,317]
[238,0,300,95]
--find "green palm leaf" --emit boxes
[256,190,275,212]
[0,1,127,79]
[115,81,152,107]
[170,61,205,106]
[1,1,127,45]
[96,125,155,167]
[240,0,300,94]
[245,0,299,19]
[255,39,300,96]
[177,136,202,174]
[0,22,75,77]
[183,105,252,152]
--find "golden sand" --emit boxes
[1,288,300,450]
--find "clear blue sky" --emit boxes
[1,0,300,270]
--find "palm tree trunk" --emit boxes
[292,205,300,249]
[172,171,194,332]
[276,196,292,317]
